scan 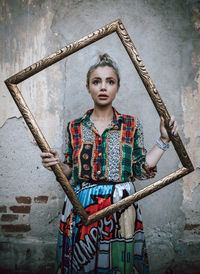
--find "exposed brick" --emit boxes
[1,224,31,232]
[1,214,19,222]
[10,206,31,214]
[0,206,7,213]
[184,224,200,230]
[16,196,31,204]
[34,196,48,203]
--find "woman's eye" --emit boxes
[93,80,99,85]
[108,80,115,85]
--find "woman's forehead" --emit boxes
[90,66,118,79]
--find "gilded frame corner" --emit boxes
[5,19,194,225]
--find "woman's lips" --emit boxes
[98,94,108,99]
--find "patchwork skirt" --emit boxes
[56,182,149,274]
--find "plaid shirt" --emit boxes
[64,108,156,184]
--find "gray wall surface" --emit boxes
[0,0,200,273]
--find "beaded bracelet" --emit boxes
[156,138,170,151]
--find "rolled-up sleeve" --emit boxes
[64,122,73,168]
[132,118,157,180]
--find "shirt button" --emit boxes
[83,153,89,160]
[97,170,101,175]
[85,144,91,150]
[83,164,90,171]
[98,152,102,157]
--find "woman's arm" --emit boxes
[146,116,178,168]
[40,149,72,180]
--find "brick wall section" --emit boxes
[0,201,31,233]
[10,206,31,213]
[34,196,48,203]
[1,214,19,222]
[0,196,50,234]
[184,224,200,230]
[16,196,31,204]
[0,206,7,213]
[1,224,31,232]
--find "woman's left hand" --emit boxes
[160,115,178,144]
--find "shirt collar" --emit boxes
[74,107,125,124]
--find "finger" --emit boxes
[50,149,59,156]
[171,121,178,135]
[173,121,177,128]
[40,152,53,158]
[42,157,59,164]
[169,115,175,127]
[171,121,177,130]
[43,160,59,168]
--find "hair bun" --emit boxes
[86,53,120,86]
[99,53,111,63]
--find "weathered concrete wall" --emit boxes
[0,0,199,273]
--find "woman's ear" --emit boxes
[86,84,90,93]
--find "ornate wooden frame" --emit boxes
[5,19,194,226]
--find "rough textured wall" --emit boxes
[0,0,199,273]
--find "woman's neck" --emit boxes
[91,105,114,122]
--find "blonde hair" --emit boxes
[86,54,120,86]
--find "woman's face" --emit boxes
[87,66,119,107]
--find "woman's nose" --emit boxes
[100,81,106,90]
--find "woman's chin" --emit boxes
[94,101,113,108]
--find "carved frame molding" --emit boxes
[5,19,194,225]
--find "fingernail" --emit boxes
[48,153,53,157]
[169,121,172,127]
[172,130,175,135]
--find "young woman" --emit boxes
[41,54,178,274]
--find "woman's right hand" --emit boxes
[40,149,60,171]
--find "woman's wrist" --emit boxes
[156,137,170,151]
[60,162,72,179]
[160,136,170,145]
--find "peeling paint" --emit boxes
[182,81,200,201]
[1,1,200,273]
[182,2,200,201]
[191,4,200,31]
[0,1,61,145]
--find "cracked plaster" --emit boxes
[0,0,200,273]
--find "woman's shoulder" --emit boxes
[120,113,135,120]
[66,117,82,131]
[67,109,93,127]
[119,113,144,133]
[119,112,140,126]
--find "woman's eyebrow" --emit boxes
[91,76,116,80]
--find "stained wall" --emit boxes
[0,0,199,273]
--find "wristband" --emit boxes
[156,138,170,151]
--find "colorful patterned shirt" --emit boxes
[64,107,156,184]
